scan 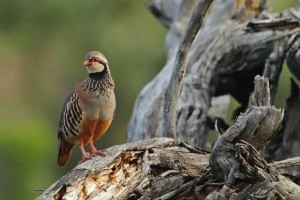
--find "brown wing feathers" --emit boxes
[57,90,82,166]
[62,91,82,138]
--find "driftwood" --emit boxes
[37,0,300,199]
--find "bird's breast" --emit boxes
[80,89,116,120]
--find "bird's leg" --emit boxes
[88,143,106,157]
[79,144,92,163]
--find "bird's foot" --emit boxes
[79,155,92,164]
[90,149,107,157]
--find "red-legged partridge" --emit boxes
[57,51,116,166]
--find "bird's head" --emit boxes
[82,51,108,74]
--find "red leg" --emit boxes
[79,144,92,163]
[88,143,106,157]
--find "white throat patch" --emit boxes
[86,62,105,73]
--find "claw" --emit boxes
[79,155,92,163]
[78,143,106,164]
[90,149,107,157]
[79,144,92,163]
[88,143,107,157]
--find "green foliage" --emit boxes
[0,0,297,199]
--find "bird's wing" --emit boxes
[57,89,83,166]
[58,89,83,142]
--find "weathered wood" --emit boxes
[208,135,300,199]
[163,0,213,138]
[287,34,300,81]
[270,157,300,170]
[204,185,237,200]
[127,0,195,142]
[263,39,287,103]
[210,76,284,181]
[128,0,300,148]
[236,180,299,200]
[208,76,300,199]
[37,138,210,200]
[37,139,300,199]
[147,0,196,31]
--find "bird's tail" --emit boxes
[58,138,74,167]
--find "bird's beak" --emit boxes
[82,60,90,66]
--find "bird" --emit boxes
[57,51,116,167]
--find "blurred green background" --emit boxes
[0,0,297,199]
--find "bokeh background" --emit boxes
[0,0,297,199]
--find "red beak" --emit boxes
[82,60,91,66]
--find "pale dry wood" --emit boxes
[148,0,196,35]
[163,0,213,138]
[36,138,210,200]
[204,185,237,200]
[147,0,182,29]
[270,157,300,170]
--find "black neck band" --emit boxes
[88,71,107,80]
